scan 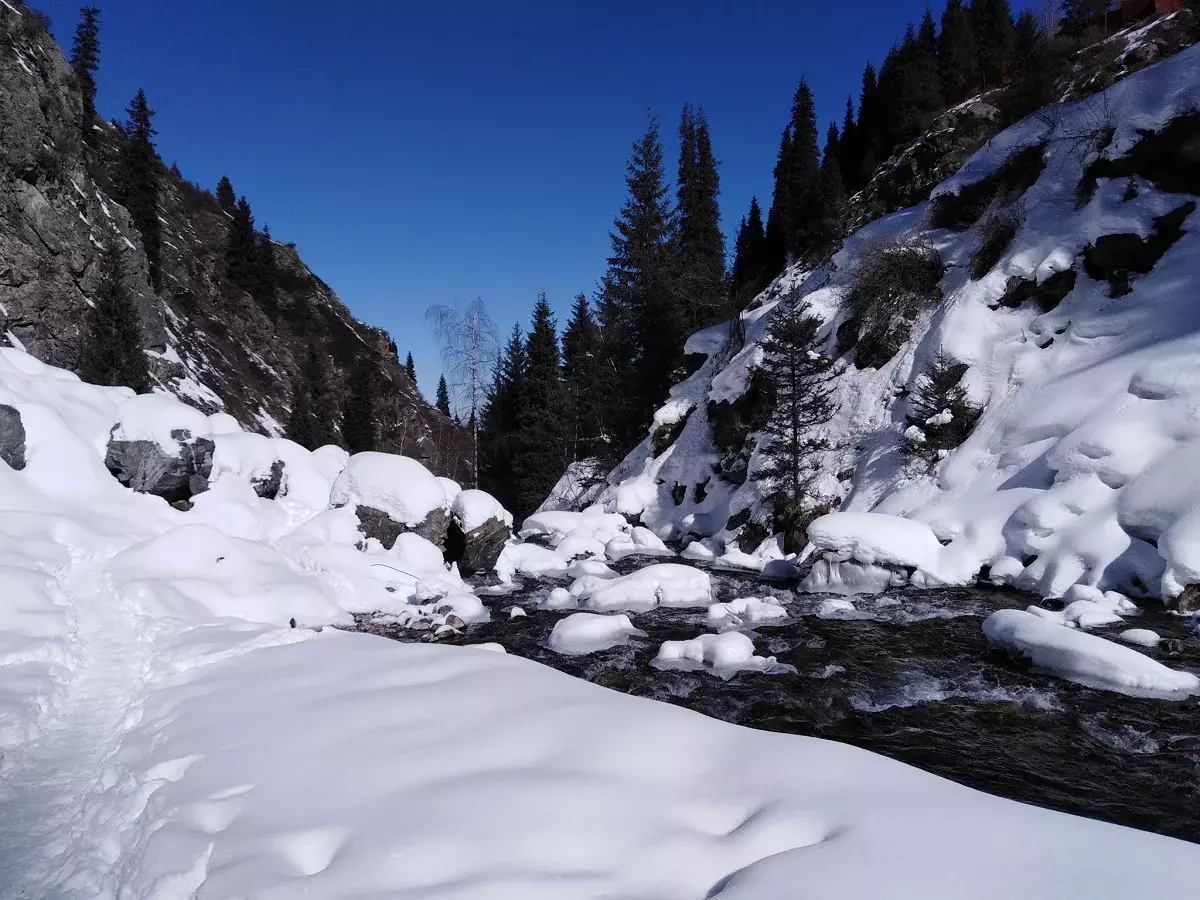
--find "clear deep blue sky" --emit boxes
[41,0,1031,401]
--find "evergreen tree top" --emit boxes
[609,115,673,266]
[125,89,156,142]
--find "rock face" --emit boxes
[0,403,25,470]
[105,428,215,504]
[447,517,511,575]
[0,6,469,480]
[355,505,450,551]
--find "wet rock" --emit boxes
[446,516,511,575]
[0,404,26,470]
[446,614,466,630]
[1176,584,1200,615]
[408,619,432,632]
[105,428,215,504]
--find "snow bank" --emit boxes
[707,597,788,630]
[806,512,965,584]
[328,451,447,525]
[547,612,647,656]
[495,541,569,582]
[652,632,793,678]
[983,609,1199,698]
[579,563,713,613]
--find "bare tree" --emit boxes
[426,297,499,486]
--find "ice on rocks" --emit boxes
[547,612,647,656]
[1120,629,1161,648]
[707,597,788,630]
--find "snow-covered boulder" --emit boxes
[547,612,646,656]
[210,432,286,499]
[447,489,512,575]
[329,452,451,550]
[706,597,788,630]
[982,609,1199,698]
[651,632,794,678]
[579,563,712,613]
[0,404,26,471]
[104,394,215,505]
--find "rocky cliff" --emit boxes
[0,3,470,479]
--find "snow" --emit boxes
[605,525,674,560]
[329,451,448,526]
[983,609,1199,698]
[577,563,713,613]
[1120,628,1161,648]
[495,541,570,582]
[0,347,1199,896]
[110,392,212,452]
[547,612,647,656]
[437,475,462,503]
[707,597,788,630]
[652,632,794,679]
[807,512,951,577]
[451,488,511,531]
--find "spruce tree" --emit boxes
[676,105,725,331]
[975,0,1015,88]
[256,227,278,303]
[905,358,980,467]
[732,196,767,303]
[224,195,260,295]
[783,79,823,259]
[856,63,883,186]
[215,175,236,213]
[341,362,378,454]
[562,293,603,460]
[1060,0,1109,37]
[478,324,527,509]
[598,116,682,453]
[512,294,570,516]
[119,90,162,291]
[838,96,863,195]
[763,126,792,279]
[939,0,977,103]
[435,374,451,415]
[405,351,417,383]
[70,6,101,121]
[757,302,836,552]
[287,345,339,450]
[79,241,150,392]
[817,124,847,249]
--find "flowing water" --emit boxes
[355,558,1200,843]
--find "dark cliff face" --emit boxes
[0,4,470,480]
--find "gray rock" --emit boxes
[1176,584,1200,615]
[105,429,215,504]
[446,515,511,576]
[251,459,285,500]
[354,504,450,551]
[0,404,26,470]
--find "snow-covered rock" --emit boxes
[447,489,512,575]
[578,563,713,613]
[1119,628,1161,648]
[651,632,794,678]
[707,597,788,630]
[547,612,647,656]
[105,393,216,504]
[330,451,451,549]
[983,609,1199,698]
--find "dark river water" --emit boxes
[354,558,1200,844]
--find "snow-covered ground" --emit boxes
[582,44,1200,611]
[3,349,1200,895]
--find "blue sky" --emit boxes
[41,0,1032,401]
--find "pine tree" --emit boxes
[598,116,682,453]
[512,294,570,516]
[762,126,792,279]
[562,293,603,460]
[878,23,942,153]
[478,324,527,509]
[905,357,981,467]
[975,0,1015,88]
[405,351,417,383]
[676,105,725,331]
[939,0,978,103]
[287,345,339,450]
[341,362,378,454]
[224,195,260,295]
[70,6,101,121]
[1011,9,1052,111]
[256,227,278,303]
[435,374,451,415]
[1060,0,1109,37]
[783,79,823,259]
[838,96,863,195]
[78,241,150,392]
[732,196,768,303]
[215,175,236,213]
[817,123,847,249]
[119,90,162,291]
[757,302,836,552]
[856,63,883,186]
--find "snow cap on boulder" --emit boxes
[330,452,451,549]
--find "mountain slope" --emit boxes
[588,40,1200,606]
[0,3,469,478]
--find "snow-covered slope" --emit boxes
[589,43,1200,606]
[2,298,1198,893]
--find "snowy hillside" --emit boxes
[590,43,1200,608]
[2,326,1199,892]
